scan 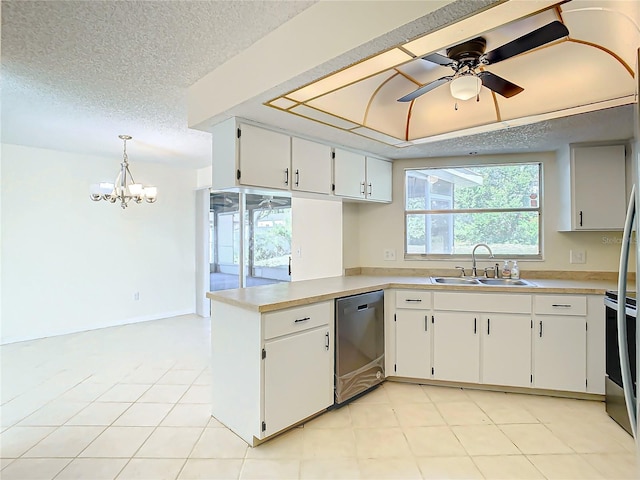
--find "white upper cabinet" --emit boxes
[238,123,291,190]
[333,148,366,199]
[558,143,627,231]
[211,118,291,191]
[211,118,391,202]
[291,137,332,195]
[334,148,392,202]
[366,157,392,202]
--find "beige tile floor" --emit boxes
[1,314,638,479]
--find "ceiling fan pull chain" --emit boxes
[454,101,459,111]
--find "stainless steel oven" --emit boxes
[604,291,637,435]
[334,290,384,405]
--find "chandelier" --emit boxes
[90,135,157,209]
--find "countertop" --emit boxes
[206,275,618,313]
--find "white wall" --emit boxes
[356,151,629,272]
[291,197,343,281]
[342,202,361,270]
[1,144,197,344]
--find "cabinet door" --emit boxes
[366,157,392,202]
[481,314,531,388]
[291,137,332,194]
[395,310,431,379]
[432,312,480,383]
[533,316,586,392]
[263,327,333,437]
[238,123,291,190]
[334,148,366,199]
[572,145,626,230]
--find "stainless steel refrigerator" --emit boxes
[614,47,640,450]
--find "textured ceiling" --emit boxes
[1,0,636,170]
[0,0,316,167]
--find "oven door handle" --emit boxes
[617,183,637,438]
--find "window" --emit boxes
[405,163,541,258]
[210,192,292,291]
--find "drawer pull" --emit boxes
[294,317,311,323]
[405,299,422,303]
[551,304,572,308]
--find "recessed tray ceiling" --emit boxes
[267,1,639,148]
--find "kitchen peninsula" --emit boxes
[207,274,614,446]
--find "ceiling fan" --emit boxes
[397,20,569,103]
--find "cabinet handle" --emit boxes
[295,169,299,187]
[288,256,292,276]
[424,315,428,332]
[474,317,477,334]
[579,210,583,227]
[325,332,330,350]
[360,182,366,195]
[284,168,289,186]
[539,320,543,338]
[405,299,422,303]
[294,317,310,323]
[487,318,490,335]
[368,182,372,196]
[551,304,572,308]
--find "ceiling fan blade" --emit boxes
[483,20,569,64]
[397,76,453,102]
[422,52,455,67]
[478,71,524,98]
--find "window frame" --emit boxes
[404,162,543,261]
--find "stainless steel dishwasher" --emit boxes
[334,290,384,405]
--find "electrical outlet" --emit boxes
[383,249,396,261]
[570,249,586,264]
[133,292,140,301]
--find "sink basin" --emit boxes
[430,277,536,287]
[476,278,536,286]
[431,277,479,285]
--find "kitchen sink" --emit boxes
[431,277,480,285]
[431,277,536,287]
[476,278,536,286]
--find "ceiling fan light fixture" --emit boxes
[450,75,482,101]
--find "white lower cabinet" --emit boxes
[432,312,480,383]
[391,290,602,395]
[533,294,588,393]
[263,326,333,437]
[395,310,432,378]
[481,314,532,388]
[432,292,532,387]
[393,290,432,378]
[533,315,586,392]
[210,299,334,446]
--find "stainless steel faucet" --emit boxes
[471,243,494,277]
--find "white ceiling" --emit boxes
[0,0,316,168]
[1,0,637,170]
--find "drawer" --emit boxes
[396,290,432,309]
[534,295,586,316]
[263,301,331,340]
